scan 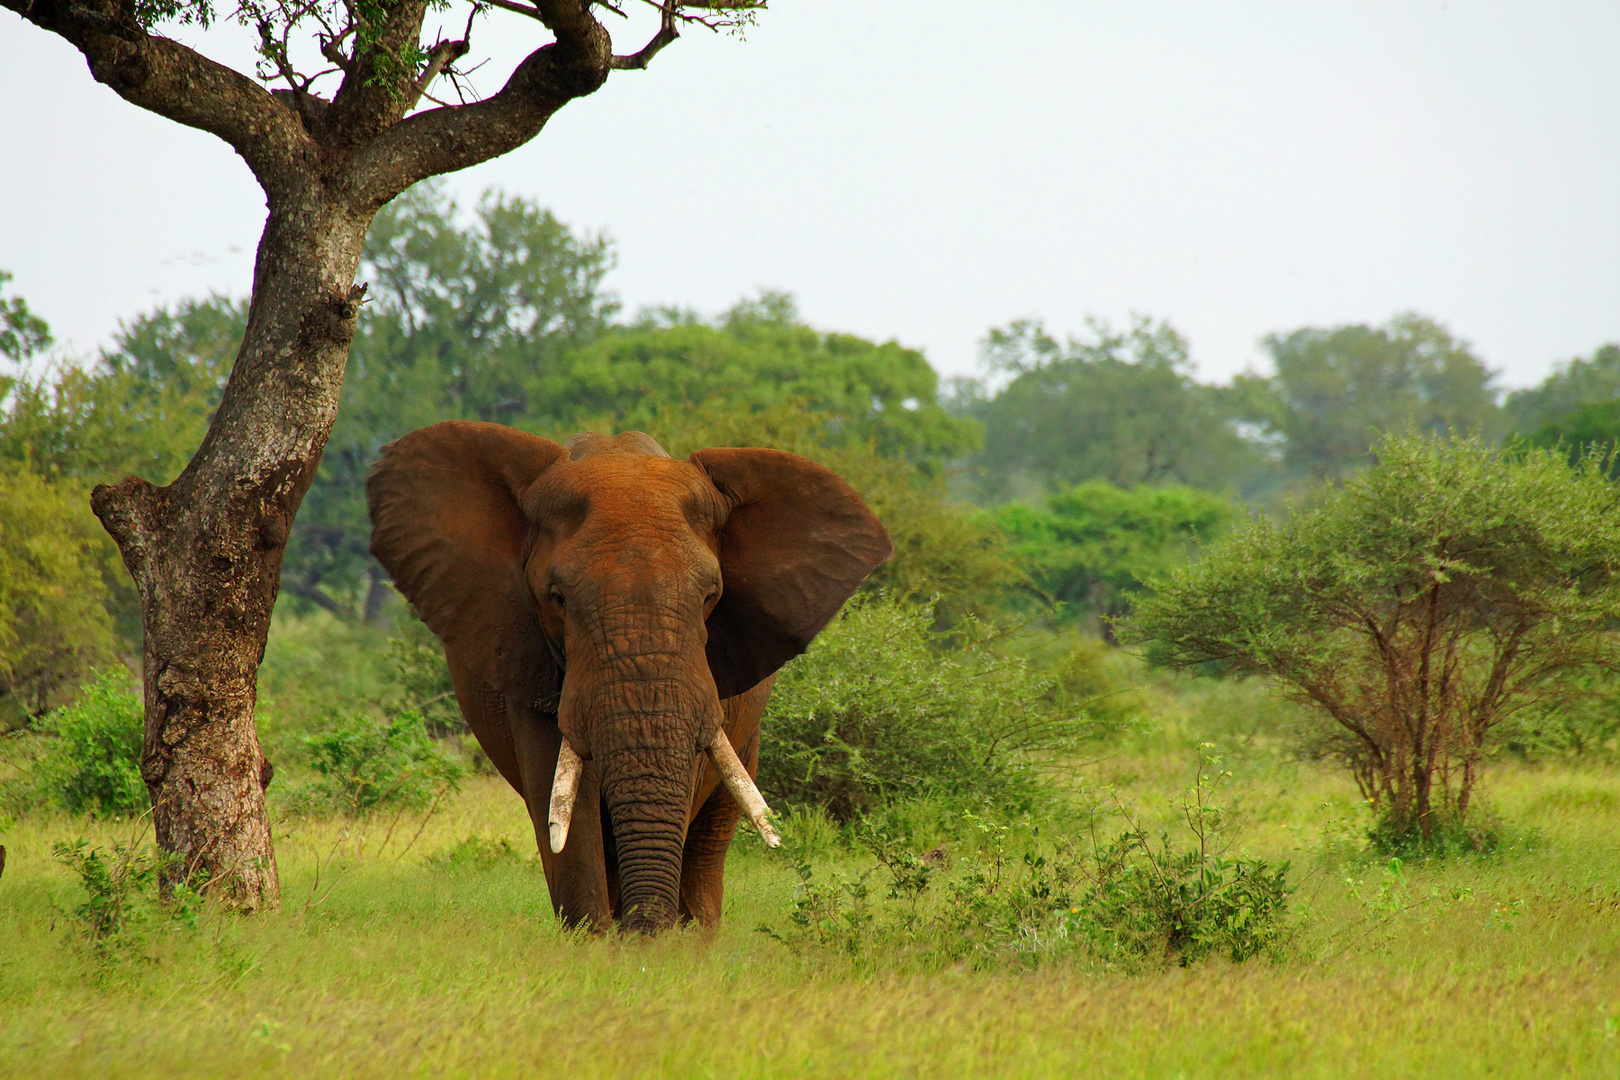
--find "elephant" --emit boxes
[366,421,891,932]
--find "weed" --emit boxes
[51,835,201,967]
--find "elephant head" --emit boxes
[366,422,890,932]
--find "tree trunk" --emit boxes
[92,193,373,910]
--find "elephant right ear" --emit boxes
[368,422,568,771]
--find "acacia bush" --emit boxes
[1130,433,1620,847]
[759,595,1099,821]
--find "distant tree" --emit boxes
[992,482,1233,640]
[1129,434,1620,847]
[1237,314,1501,480]
[969,317,1272,501]
[0,297,243,487]
[0,271,52,363]
[6,0,765,908]
[1503,343,1620,434]
[554,293,978,463]
[0,464,120,730]
[1523,400,1620,480]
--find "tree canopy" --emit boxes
[967,317,1272,501]
[1504,343,1620,435]
[1235,313,1501,481]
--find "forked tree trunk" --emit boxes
[92,199,373,909]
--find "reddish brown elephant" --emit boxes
[367,422,891,932]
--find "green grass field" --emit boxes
[4,752,1619,1079]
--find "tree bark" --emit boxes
[93,194,373,909]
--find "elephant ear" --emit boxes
[691,447,893,699]
[368,422,568,779]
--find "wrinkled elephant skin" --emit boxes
[367,424,891,932]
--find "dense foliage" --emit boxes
[992,481,1233,635]
[31,672,147,817]
[758,596,1091,821]
[0,466,121,725]
[1129,434,1620,843]
[965,317,1269,500]
[1235,313,1501,481]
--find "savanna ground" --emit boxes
[4,615,1619,1079]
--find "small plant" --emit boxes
[34,671,147,817]
[290,710,466,816]
[52,836,201,965]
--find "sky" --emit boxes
[2,1,1617,389]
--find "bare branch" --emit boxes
[482,0,547,21]
[612,3,677,69]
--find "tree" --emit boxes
[1503,343,1620,434]
[1,271,52,363]
[1522,399,1620,480]
[558,293,977,464]
[1238,314,1501,481]
[6,0,763,908]
[1,297,244,489]
[1128,434,1620,846]
[992,481,1233,640]
[0,464,121,730]
[968,317,1273,501]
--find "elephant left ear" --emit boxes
[691,447,893,699]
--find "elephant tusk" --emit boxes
[706,729,782,848]
[548,739,585,854]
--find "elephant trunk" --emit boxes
[562,644,716,934]
[603,767,691,932]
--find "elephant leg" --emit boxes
[509,714,612,929]
[677,730,756,929]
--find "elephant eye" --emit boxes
[549,586,567,610]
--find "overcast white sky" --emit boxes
[2,2,1617,388]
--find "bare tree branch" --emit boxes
[612,3,677,69]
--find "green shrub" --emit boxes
[1131,433,1620,846]
[426,835,522,873]
[760,755,1294,971]
[34,672,147,817]
[288,710,466,816]
[759,595,1095,821]
[385,616,462,738]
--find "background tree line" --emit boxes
[4,184,1620,726]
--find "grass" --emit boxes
[3,753,1619,1078]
